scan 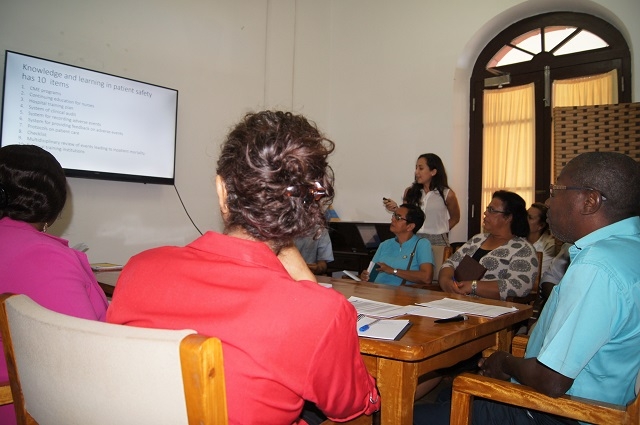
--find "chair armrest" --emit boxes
[0,381,12,405]
[511,335,528,357]
[506,294,537,305]
[451,373,630,425]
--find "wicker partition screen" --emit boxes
[553,103,640,177]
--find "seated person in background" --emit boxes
[540,242,570,301]
[0,144,108,425]
[439,190,537,300]
[415,151,640,425]
[526,202,556,275]
[360,204,434,286]
[107,111,380,425]
[294,228,334,275]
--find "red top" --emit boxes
[107,231,380,424]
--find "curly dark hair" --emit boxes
[405,153,450,206]
[0,144,67,224]
[492,190,529,237]
[216,111,335,251]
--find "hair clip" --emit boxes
[285,181,328,204]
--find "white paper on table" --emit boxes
[356,316,412,340]
[318,282,332,289]
[416,298,518,318]
[348,296,417,318]
[408,306,461,319]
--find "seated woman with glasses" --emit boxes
[438,190,538,300]
[107,111,380,425]
[360,204,434,286]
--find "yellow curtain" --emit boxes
[552,69,618,107]
[482,83,535,216]
[550,69,618,181]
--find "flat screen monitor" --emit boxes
[329,221,391,252]
[356,224,380,249]
[0,51,178,185]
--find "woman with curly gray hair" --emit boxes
[107,111,380,425]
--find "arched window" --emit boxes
[467,12,631,236]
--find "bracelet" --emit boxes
[471,280,478,296]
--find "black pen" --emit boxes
[434,314,468,324]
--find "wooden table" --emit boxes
[94,271,119,298]
[325,277,532,425]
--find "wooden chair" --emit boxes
[0,293,228,425]
[431,245,453,282]
[451,334,640,425]
[0,381,11,406]
[410,244,452,290]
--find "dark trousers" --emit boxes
[413,383,579,425]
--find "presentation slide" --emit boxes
[1,51,177,182]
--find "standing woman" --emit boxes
[0,144,108,425]
[384,153,460,246]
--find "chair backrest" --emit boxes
[431,245,453,283]
[0,293,228,425]
[532,250,544,296]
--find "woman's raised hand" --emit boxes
[383,197,398,211]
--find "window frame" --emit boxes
[467,12,631,237]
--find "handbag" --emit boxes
[453,254,487,282]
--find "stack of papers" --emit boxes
[356,316,412,340]
[416,298,518,318]
[348,296,416,318]
[348,296,518,321]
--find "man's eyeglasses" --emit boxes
[549,184,607,200]
[285,181,329,204]
[391,212,409,222]
[485,206,508,215]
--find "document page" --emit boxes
[348,296,417,318]
[416,298,517,318]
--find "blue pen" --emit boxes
[359,318,382,332]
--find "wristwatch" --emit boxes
[471,280,478,296]
[393,269,398,275]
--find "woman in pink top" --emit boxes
[0,145,108,424]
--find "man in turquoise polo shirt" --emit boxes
[414,151,640,425]
[361,203,434,286]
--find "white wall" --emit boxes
[0,0,637,264]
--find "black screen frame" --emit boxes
[0,50,178,185]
